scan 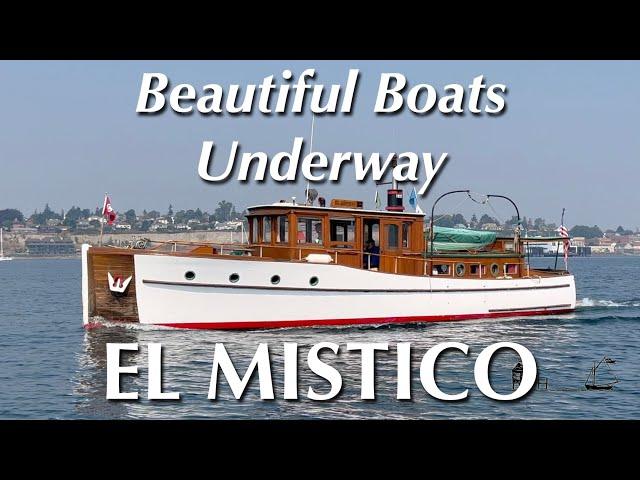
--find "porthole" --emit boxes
[490,263,500,277]
[229,273,240,283]
[185,271,196,281]
[309,276,319,286]
[455,263,465,277]
[271,275,281,285]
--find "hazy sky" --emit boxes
[0,61,638,229]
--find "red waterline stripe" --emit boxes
[159,308,575,330]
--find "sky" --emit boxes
[0,60,638,229]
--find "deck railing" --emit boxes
[126,238,568,279]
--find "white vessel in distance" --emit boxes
[0,228,12,261]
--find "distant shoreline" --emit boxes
[6,255,80,260]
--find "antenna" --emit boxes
[305,114,315,205]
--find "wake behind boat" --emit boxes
[81,188,576,329]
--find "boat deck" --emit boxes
[87,241,570,280]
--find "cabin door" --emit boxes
[380,219,402,273]
[362,219,380,270]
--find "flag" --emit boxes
[409,187,417,210]
[102,195,117,225]
[558,224,570,269]
[374,190,381,210]
[409,186,423,213]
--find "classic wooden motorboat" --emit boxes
[81,189,576,329]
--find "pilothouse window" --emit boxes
[330,217,355,248]
[263,216,272,243]
[402,222,411,248]
[277,216,288,243]
[386,224,399,248]
[250,217,259,243]
[297,217,323,245]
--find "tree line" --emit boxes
[0,200,244,231]
[0,204,635,240]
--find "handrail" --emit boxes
[429,190,470,257]
[428,190,522,257]
[116,237,561,279]
[135,238,527,266]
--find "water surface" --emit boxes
[0,256,638,419]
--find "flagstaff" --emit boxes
[99,193,107,247]
[100,193,117,246]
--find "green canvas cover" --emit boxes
[430,226,496,251]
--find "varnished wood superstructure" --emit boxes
[247,203,425,272]
[245,203,537,279]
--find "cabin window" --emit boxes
[455,263,465,277]
[470,264,480,276]
[432,264,450,275]
[490,263,500,277]
[386,224,399,248]
[364,222,380,245]
[505,263,519,275]
[276,216,289,243]
[297,217,323,245]
[262,216,272,243]
[251,217,259,243]
[330,217,355,248]
[504,241,514,252]
[402,222,411,248]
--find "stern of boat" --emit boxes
[81,244,140,326]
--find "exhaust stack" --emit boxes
[386,155,404,212]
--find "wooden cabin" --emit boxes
[246,199,425,274]
[243,199,547,280]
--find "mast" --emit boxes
[554,208,565,270]
[100,192,107,247]
[0,227,3,257]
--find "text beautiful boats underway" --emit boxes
[81,189,576,329]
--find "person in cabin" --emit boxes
[313,222,323,244]
[363,239,380,270]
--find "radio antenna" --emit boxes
[305,113,315,205]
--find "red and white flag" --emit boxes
[558,224,570,269]
[102,195,117,225]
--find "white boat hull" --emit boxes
[117,253,576,329]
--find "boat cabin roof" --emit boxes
[246,202,425,219]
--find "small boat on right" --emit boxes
[585,356,619,390]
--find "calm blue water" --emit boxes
[0,256,638,419]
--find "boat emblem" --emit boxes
[108,272,132,295]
